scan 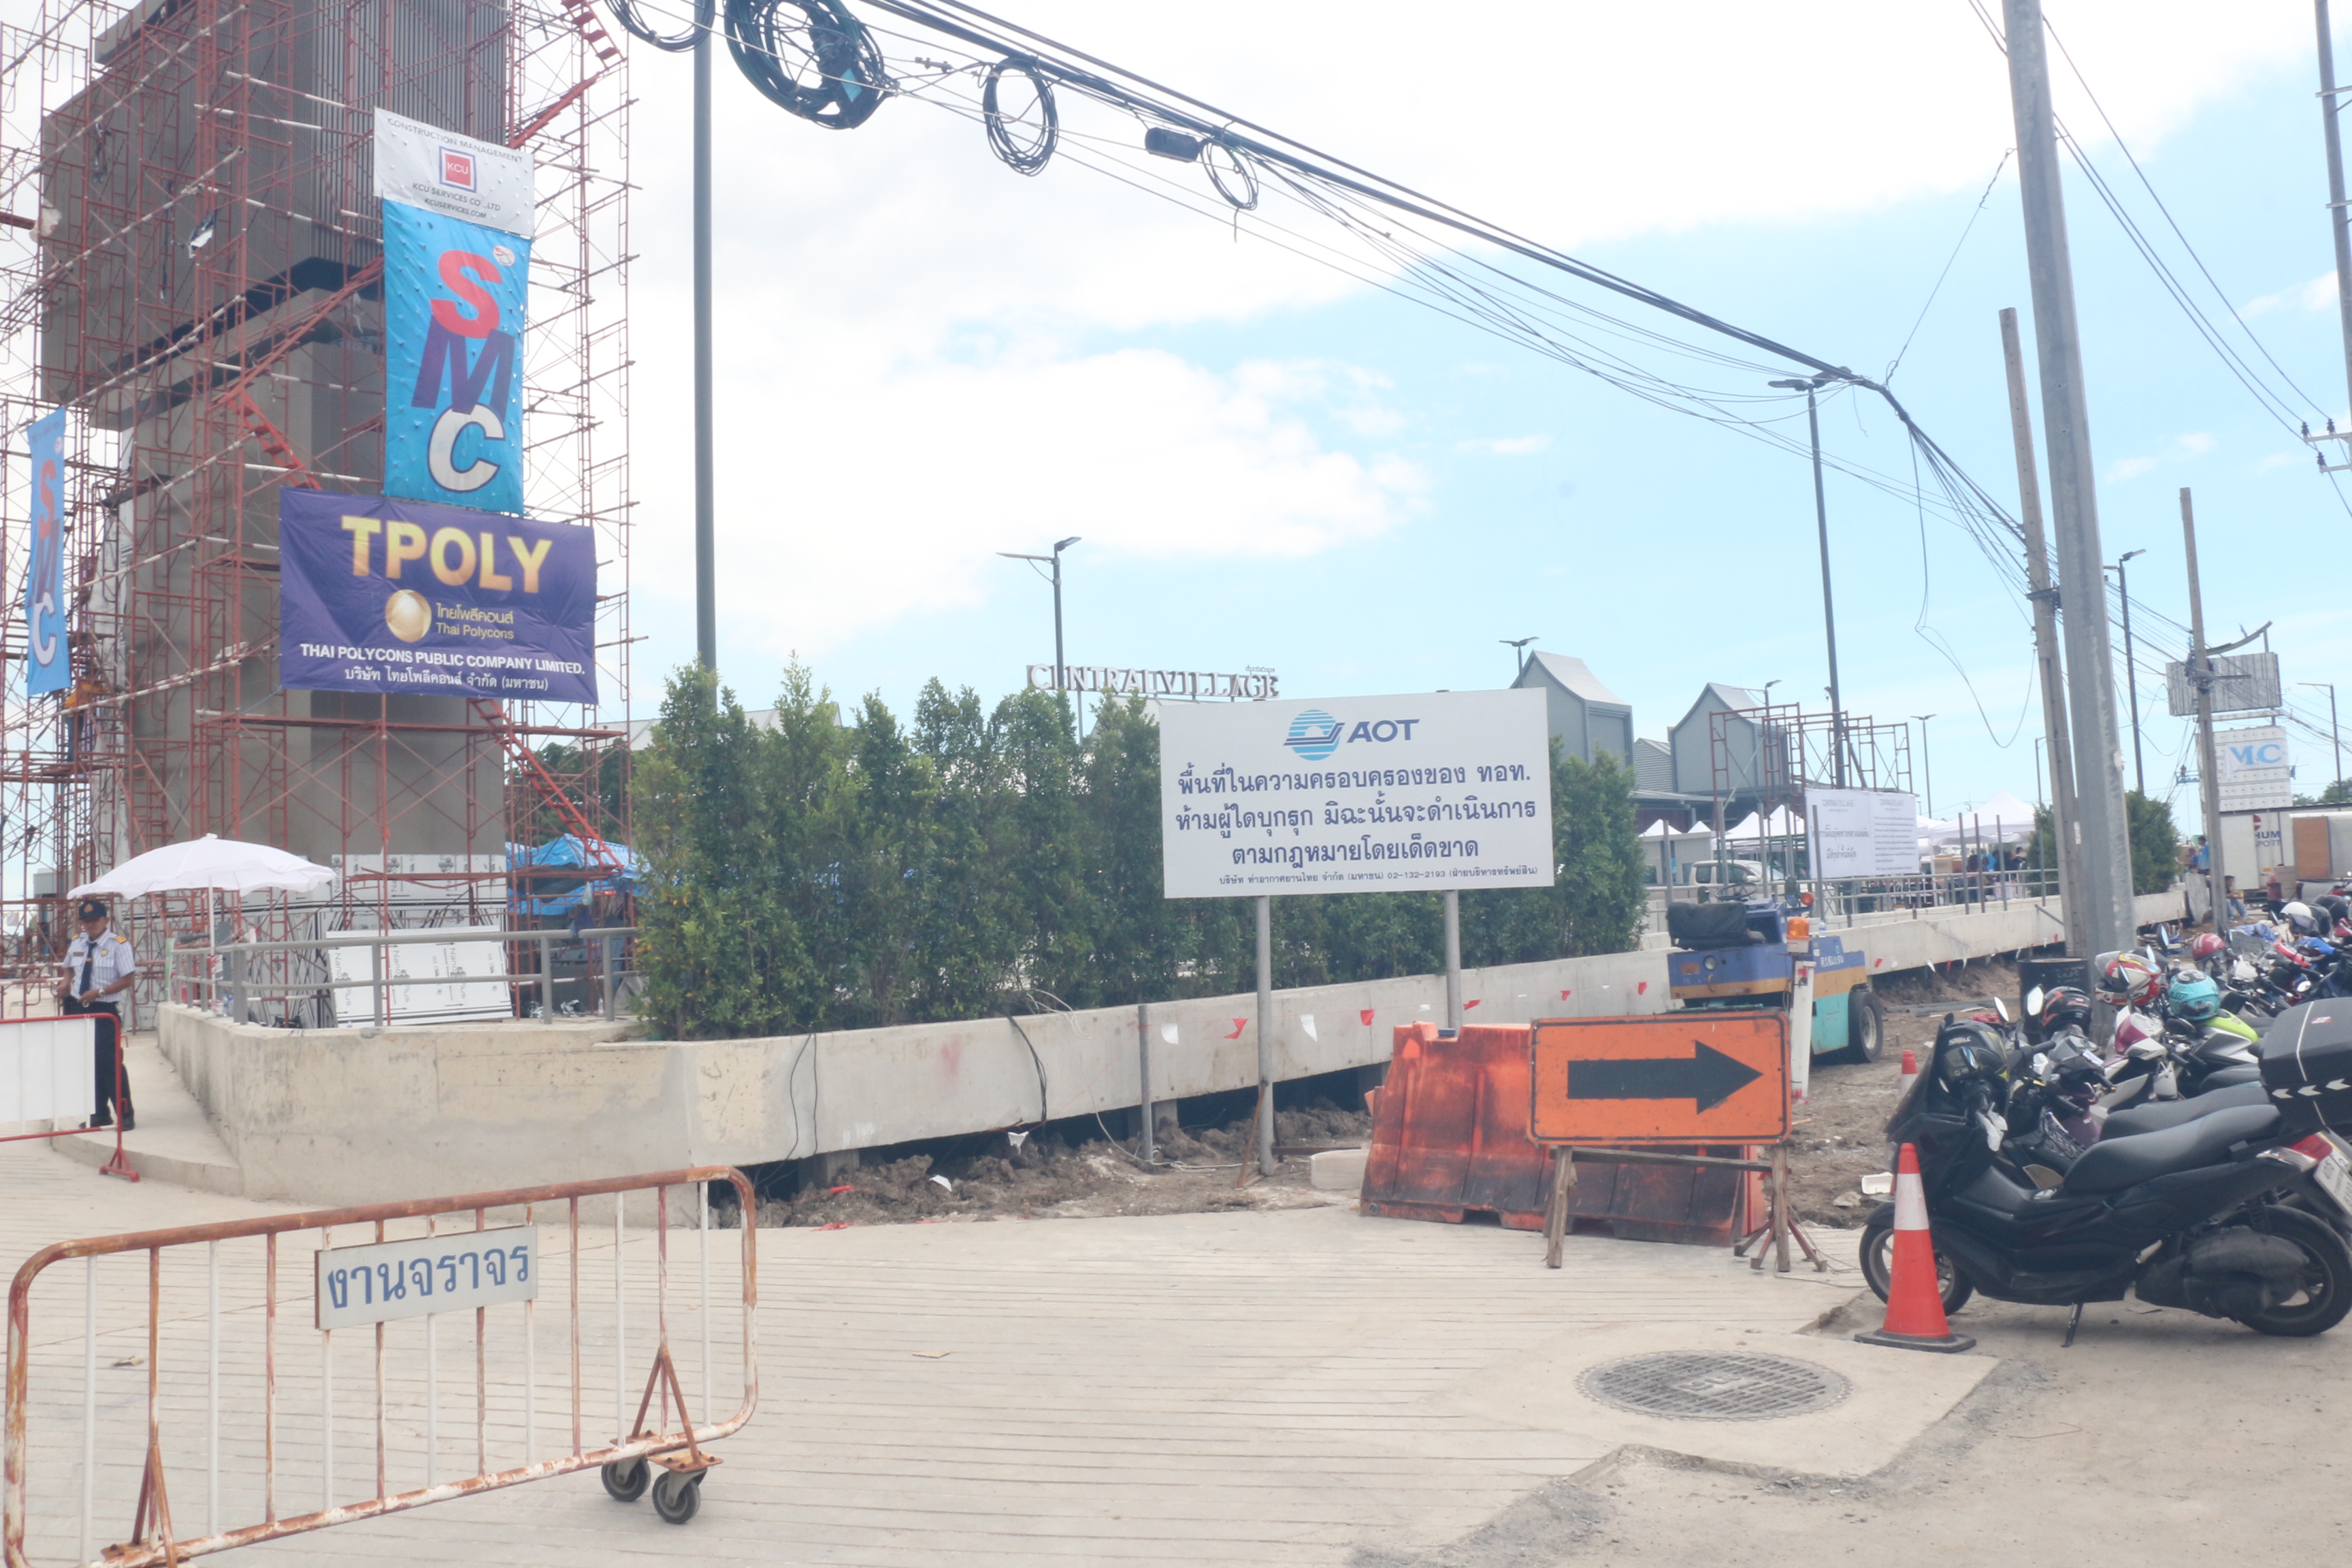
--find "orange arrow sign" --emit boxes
[1530,1012,1790,1144]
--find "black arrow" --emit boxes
[1567,1041,1765,1113]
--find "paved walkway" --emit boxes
[3,1057,1987,1568]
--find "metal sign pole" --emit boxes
[1255,896,1275,1177]
[1443,890,1462,1031]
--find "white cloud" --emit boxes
[2257,451,2307,474]
[2175,431,2218,457]
[2244,271,2338,316]
[1456,435,1554,456]
[2108,455,2160,481]
[617,0,2316,660]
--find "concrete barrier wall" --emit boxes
[154,889,2183,1207]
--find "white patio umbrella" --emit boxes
[74,834,333,899]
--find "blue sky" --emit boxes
[616,1,2352,821]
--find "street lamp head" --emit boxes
[2118,548,2146,564]
[1054,536,1082,553]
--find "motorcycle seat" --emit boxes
[2060,1104,2282,1196]
[2100,1081,2270,1138]
[2198,1064,2263,1091]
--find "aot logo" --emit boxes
[410,248,517,494]
[1284,709,1342,762]
[438,148,477,191]
[1283,710,1422,761]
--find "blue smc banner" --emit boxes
[382,200,531,514]
[278,489,596,704]
[23,408,67,697]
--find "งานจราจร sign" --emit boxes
[21,407,67,696]
[1529,1013,1790,1145]
[1156,689,1554,898]
[316,1225,536,1330]
[1805,787,1921,879]
[277,489,597,704]
[375,110,534,514]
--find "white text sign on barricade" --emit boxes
[1805,788,1922,879]
[1157,689,1555,898]
[0,1015,95,1126]
[315,1226,538,1329]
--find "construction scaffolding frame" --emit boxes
[1705,702,1916,863]
[0,0,632,1012]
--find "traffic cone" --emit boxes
[1899,1049,1918,1090]
[1854,1143,1976,1354]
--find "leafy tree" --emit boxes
[907,680,1018,1022]
[2125,789,2181,896]
[994,689,1095,1009]
[632,667,812,1038]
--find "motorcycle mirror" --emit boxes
[1993,996,2010,1022]
[2025,985,2045,1015]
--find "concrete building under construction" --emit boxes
[0,0,634,975]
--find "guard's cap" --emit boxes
[76,898,108,921]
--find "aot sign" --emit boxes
[1156,689,1554,898]
[277,489,595,703]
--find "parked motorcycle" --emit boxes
[1859,1015,2352,1337]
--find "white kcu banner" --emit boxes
[1157,689,1555,898]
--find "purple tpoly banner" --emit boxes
[278,488,596,704]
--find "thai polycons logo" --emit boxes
[1283,709,1422,761]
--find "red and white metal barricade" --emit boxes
[0,1017,132,1182]
[4,1168,756,1567]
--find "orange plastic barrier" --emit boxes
[1360,1022,1757,1244]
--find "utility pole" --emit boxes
[1501,636,1537,681]
[2183,490,2228,930]
[1912,714,1935,820]
[2000,307,2087,956]
[2106,550,2146,795]
[2304,682,2345,799]
[1770,375,1846,785]
[2004,0,2138,956]
[2319,0,2352,428]
[693,0,717,674]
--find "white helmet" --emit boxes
[2284,900,2318,934]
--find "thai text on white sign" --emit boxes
[1157,690,1555,898]
[1805,788,1922,879]
[316,1226,536,1329]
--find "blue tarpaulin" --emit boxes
[508,834,639,917]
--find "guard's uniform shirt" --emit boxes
[65,930,137,995]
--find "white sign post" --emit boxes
[1158,690,1555,1175]
[1803,788,1923,880]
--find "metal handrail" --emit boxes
[167,926,640,1028]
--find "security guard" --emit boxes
[61,898,136,1131]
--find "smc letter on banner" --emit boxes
[382,201,532,514]
[277,489,596,704]
[22,408,67,696]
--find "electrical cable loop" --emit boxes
[724,0,887,129]
[981,54,1058,174]
[1201,135,1258,211]
[604,0,700,52]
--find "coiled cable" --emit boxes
[723,0,887,129]
[981,55,1056,174]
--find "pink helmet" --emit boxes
[2187,932,2227,963]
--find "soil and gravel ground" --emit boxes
[732,1100,1371,1228]
[1786,956,2024,1230]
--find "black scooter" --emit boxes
[1861,1022,2352,1339]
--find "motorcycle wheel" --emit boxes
[2233,1206,2352,1337]
[1834,988,1886,1065]
[1859,1207,1974,1314]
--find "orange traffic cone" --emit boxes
[1854,1143,1975,1354]
[1899,1048,1918,1088]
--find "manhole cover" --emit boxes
[1577,1352,1851,1422]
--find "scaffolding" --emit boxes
[0,0,631,1004]
[1706,702,1915,828]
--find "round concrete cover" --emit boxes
[1578,1352,1852,1422]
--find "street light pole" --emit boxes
[1912,715,1936,819]
[2105,550,2146,796]
[1501,636,1537,681]
[692,0,717,675]
[1771,375,1845,785]
[998,537,1083,737]
[2304,681,2345,799]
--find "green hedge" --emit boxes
[635,664,1646,1039]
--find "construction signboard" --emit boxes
[1529,1012,1790,1145]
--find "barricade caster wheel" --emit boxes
[602,1456,651,1502]
[652,1469,703,1524]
